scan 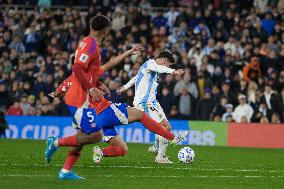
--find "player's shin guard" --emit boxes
[102,146,127,157]
[157,136,168,158]
[63,150,81,171]
[141,112,174,141]
[58,135,80,147]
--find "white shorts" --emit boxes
[135,102,167,123]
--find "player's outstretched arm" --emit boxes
[117,75,137,94]
[48,76,72,98]
[100,44,143,72]
[147,62,184,75]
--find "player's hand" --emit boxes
[89,87,104,102]
[48,92,55,98]
[48,91,60,98]
[173,69,184,75]
[116,86,126,95]
[130,43,144,55]
[98,83,110,96]
[48,89,62,98]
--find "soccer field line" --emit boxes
[0,163,280,173]
[0,174,283,179]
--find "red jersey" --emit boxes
[62,37,110,114]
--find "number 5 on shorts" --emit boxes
[87,111,95,123]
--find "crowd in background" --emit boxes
[0,0,284,123]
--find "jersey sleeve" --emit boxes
[74,37,97,70]
[55,76,72,96]
[123,75,137,90]
[146,60,174,74]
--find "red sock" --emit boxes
[58,135,80,147]
[63,150,81,171]
[141,112,174,141]
[102,146,127,157]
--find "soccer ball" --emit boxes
[178,147,195,163]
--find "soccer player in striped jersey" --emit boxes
[45,16,188,178]
[117,50,186,163]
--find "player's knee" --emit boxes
[70,145,83,152]
[94,131,104,141]
[86,131,103,144]
[135,110,145,121]
[165,124,171,131]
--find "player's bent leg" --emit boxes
[93,136,128,164]
[45,136,58,163]
[160,119,171,131]
[45,130,103,163]
[76,129,103,145]
[127,107,175,141]
[155,119,172,164]
[127,107,189,147]
[59,145,85,180]
[103,136,128,156]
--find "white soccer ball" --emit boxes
[178,147,195,163]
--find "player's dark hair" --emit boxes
[90,15,111,31]
[156,50,175,64]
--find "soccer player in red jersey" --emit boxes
[45,15,188,180]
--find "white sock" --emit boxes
[157,136,168,158]
[153,134,159,149]
[53,139,58,147]
[61,168,70,173]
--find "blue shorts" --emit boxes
[67,105,100,134]
[97,103,128,141]
[67,103,128,136]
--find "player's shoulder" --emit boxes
[145,59,156,67]
[82,36,96,44]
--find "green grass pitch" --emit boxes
[0,139,283,189]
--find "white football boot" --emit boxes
[170,131,190,146]
[93,146,103,164]
[155,156,173,164]
[148,145,158,154]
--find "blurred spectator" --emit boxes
[176,87,195,119]
[271,113,281,124]
[169,105,181,119]
[195,90,215,120]
[253,0,270,13]
[165,5,179,29]
[222,104,234,122]
[0,83,11,109]
[219,82,234,104]
[259,85,275,111]
[253,102,271,122]
[0,108,9,138]
[233,94,254,123]
[212,96,228,120]
[152,10,167,28]
[260,116,269,123]
[174,73,198,98]
[8,35,25,53]
[112,8,126,32]
[261,13,275,35]
[242,57,261,83]
[6,99,23,115]
[159,87,175,117]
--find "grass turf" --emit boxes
[0,139,283,189]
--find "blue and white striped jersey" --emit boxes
[123,59,174,107]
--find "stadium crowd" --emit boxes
[0,0,284,123]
